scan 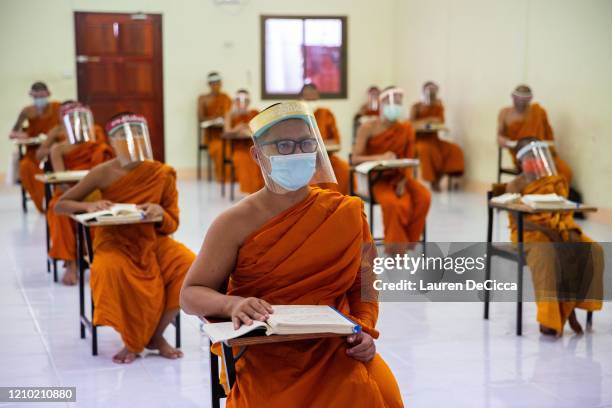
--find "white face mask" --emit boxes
[268,152,317,192]
[33,97,49,109]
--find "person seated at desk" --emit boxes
[358,85,381,117]
[47,103,114,285]
[506,137,603,336]
[410,81,464,192]
[180,101,403,407]
[301,82,350,195]
[198,72,233,181]
[497,84,572,183]
[54,112,195,363]
[353,86,431,255]
[8,82,62,212]
[223,89,263,194]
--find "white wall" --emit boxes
[394,0,612,207]
[0,0,396,174]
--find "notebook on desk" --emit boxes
[201,305,361,344]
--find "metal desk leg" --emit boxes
[221,139,226,197]
[484,192,493,319]
[222,343,236,389]
[516,212,524,336]
[174,313,181,348]
[77,223,86,339]
[210,341,222,408]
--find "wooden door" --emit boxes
[75,12,165,161]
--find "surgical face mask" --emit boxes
[382,104,403,122]
[268,152,317,192]
[33,97,49,109]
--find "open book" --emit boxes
[521,193,577,210]
[74,203,144,224]
[490,192,521,205]
[201,305,361,344]
[46,170,88,182]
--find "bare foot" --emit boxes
[112,347,138,364]
[568,310,584,334]
[61,261,78,286]
[539,325,558,336]
[147,336,183,360]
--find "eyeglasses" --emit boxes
[260,138,318,155]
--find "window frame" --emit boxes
[260,14,348,100]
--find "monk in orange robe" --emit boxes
[302,83,350,194]
[198,72,232,181]
[47,104,114,285]
[181,101,403,407]
[506,138,602,336]
[55,112,195,363]
[498,84,572,183]
[223,89,263,194]
[353,87,431,254]
[9,82,63,212]
[410,82,464,191]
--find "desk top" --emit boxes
[13,135,46,146]
[221,132,251,140]
[71,214,163,227]
[35,170,88,184]
[353,158,420,174]
[489,200,597,214]
[200,118,225,129]
[227,332,344,347]
[415,124,448,133]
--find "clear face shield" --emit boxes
[516,141,557,182]
[105,114,154,167]
[61,104,96,144]
[235,92,250,113]
[512,89,532,111]
[366,89,380,112]
[249,101,337,194]
[380,87,405,122]
[422,82,438,105]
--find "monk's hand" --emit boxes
[346,332,376,362]
[229,297,274,329]
[138,203,164,220]
[85,200,113,212]
[497,135,511,148]
[381,151,396,161]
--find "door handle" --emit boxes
[76,55,101,63]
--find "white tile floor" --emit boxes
[0,181,611,408]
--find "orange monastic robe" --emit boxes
[19,101,61,212]
[230,110,264,194]
[199,93,232,181]
[314,107,350,195]
[504,103,572,183]
[223,187,403,407]
[47,140,114,261]
[509,175,603,333]
[413,102,464,183]
[91,161,195,352]
[367,122,431,245]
